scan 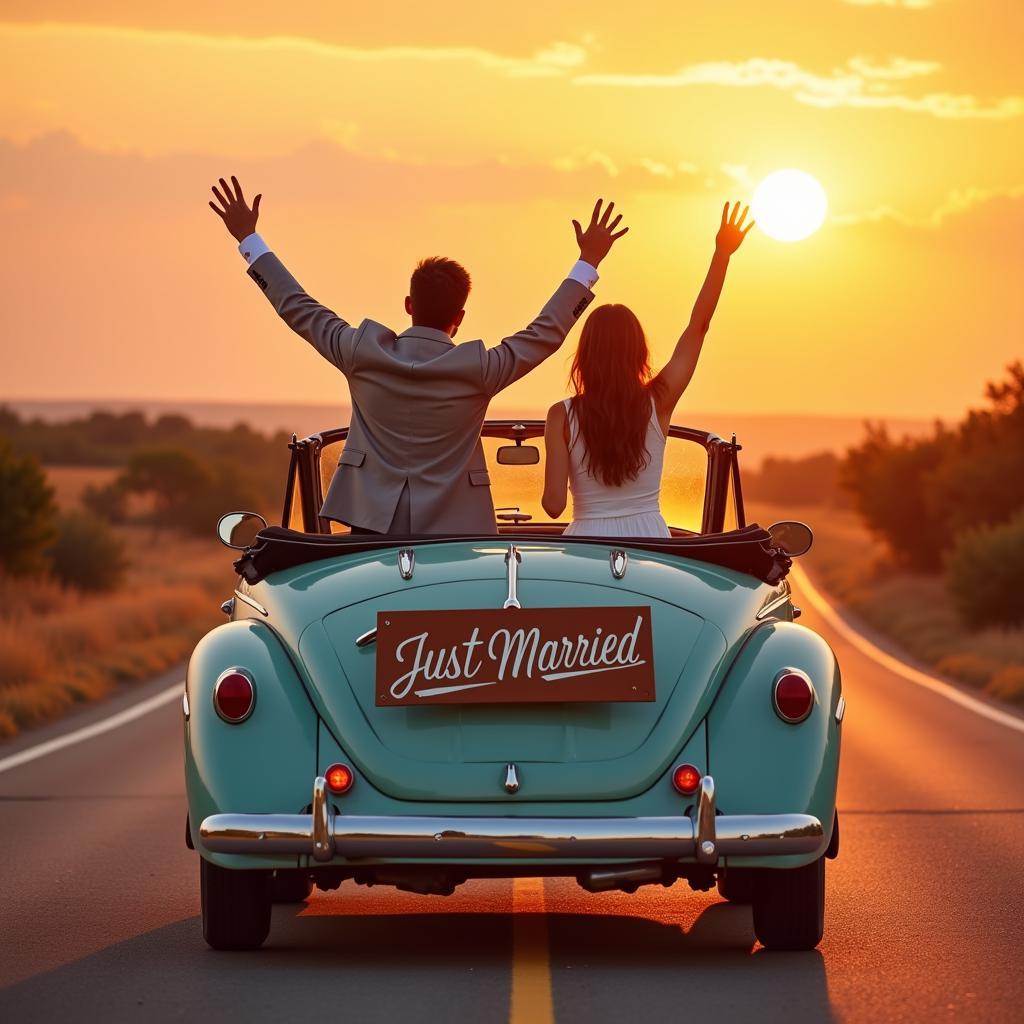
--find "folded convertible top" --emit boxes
[234,523,791,586]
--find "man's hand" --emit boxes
[573,199,628,268]
[209,176,262,243]
[715,201,753,256]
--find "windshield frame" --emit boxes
[282,420,744,536]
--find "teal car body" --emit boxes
[185,421,842,950]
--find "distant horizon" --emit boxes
[1,395,941,469]
[0,394,946,426]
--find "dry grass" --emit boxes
[747,501,1024,706]
[0,501,234,737]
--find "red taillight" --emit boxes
[773,669,815,723]
[672,763,702,795]
[324,763,354,794]
[213,669,255,723]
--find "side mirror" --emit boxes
[217,511,268,550]
[496,444,540,466]
[768,520,814,557]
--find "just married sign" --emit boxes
[375,607,655,706]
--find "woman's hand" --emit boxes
[573,199,629,268]
[715,201,754,256]
[209,176,262,242]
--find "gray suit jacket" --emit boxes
[248,252,594,533]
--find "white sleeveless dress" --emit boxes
[562,397,671,538]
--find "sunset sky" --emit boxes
[1,1,1021,420]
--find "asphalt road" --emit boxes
[1,572,1022,1023]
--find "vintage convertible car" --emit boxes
[185,421,842,952]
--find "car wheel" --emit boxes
[200,857,273,950]
[751,855,825,951]
[272,869,314,904]
[717,867,755,904]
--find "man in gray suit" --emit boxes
[209,176,628,534]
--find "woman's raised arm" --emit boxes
[652,202,753,419]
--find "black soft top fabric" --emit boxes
[234,523,791,586]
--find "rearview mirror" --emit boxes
[217,511,268,550]
[496,444,540,466]
[768,520,814,558]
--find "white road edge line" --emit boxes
[0,682,183,776]
[792,565,1024,736]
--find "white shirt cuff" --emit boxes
[238,232,271,265]
[567,260,599,289]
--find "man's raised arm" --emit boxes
[480,199,629,396]
[208,176,358,375]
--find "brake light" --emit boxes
[773,669,814,723]
[213,669,256,723]
[324,763,354,794]
[672,763,702,795]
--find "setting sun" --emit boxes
[751,169,828,243]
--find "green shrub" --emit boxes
[945,510,1024,628]
[842,363,1024,572]
[47,511,127,592]
[840,424,953,571]
[0,439,58,576]
[121,448,212,525]
[82,480,130,523]
[745,451,848,508]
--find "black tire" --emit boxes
[751,856,825,951]
[272,869,314,904]
[200,857,273,950]
[717,867,756,904]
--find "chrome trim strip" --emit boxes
[355,628,378,648]
[609,549,628,580]
[233,590,269,617]
[199,773,825,862]
[835,694,846,724]
[694,775,717,864]
[755,583,791,620]
[503,544,522,609]
[398,548,415,581]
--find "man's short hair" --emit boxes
[410,257,472,330]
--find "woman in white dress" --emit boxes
[542,201,753,537]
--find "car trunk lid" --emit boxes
[289,541,759,801]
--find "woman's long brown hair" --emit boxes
[569,303,659,487]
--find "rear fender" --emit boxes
[707,621,841,868]
[185,620,318,868]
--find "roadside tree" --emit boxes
[0,440,58,576]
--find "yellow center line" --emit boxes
[510,877,554,1024]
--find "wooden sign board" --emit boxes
[375,606,655,706]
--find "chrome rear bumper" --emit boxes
[198,775,824,864]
